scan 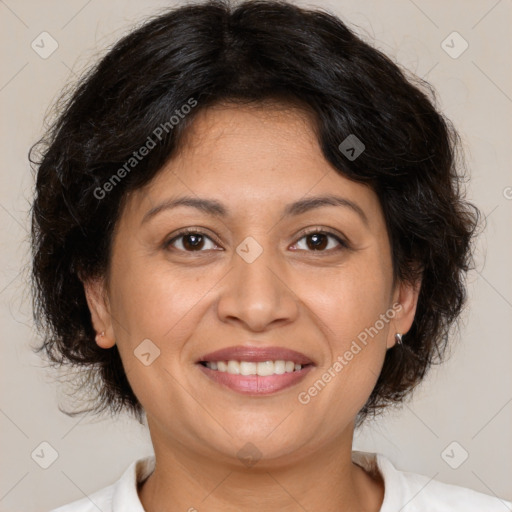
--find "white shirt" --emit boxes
[50,451,511,511]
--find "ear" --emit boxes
[81,275,116,349]
[386,275,422,349]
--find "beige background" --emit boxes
[1,0,511,510]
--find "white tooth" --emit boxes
[240,361,257,375]
[274,360,286,374]
[227,360,240,374]
[210,360,304,375]
[256,361,275,376]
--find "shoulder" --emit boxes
[48,484,115,512]
[48,456,155,512]
[352,451,512,512]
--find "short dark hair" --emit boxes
[30,0,479,425]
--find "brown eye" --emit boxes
[305,233,328,250]
[293,230,348,252]
[165,230,219,252]
[181,233,206,251]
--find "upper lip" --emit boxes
[197,345,314,365]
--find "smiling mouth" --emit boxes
[195,345,315,394]
[198,359,313,376]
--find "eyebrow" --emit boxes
[141,194,369,226]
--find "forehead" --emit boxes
[166,102,324,183]
[120,103,382,226]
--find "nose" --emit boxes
[216,243,299,332]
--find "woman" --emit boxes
[30,0,511,510]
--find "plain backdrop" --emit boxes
[0,0,511,510]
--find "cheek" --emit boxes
[109,250,215,341]
[300,257,392,407]
[311,257,392,345]
[107,259,220,403]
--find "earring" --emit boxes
[95,331,105,343]
[395,333,403,345]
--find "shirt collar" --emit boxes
[112,455,155,511]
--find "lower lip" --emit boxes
[197,363,314,395]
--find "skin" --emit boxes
[84,102,420,512]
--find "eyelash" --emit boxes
[163,227,350,254]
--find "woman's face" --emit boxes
[86,103,418,467]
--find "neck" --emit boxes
[138,418,384,512]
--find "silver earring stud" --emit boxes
[395,333,403,345]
